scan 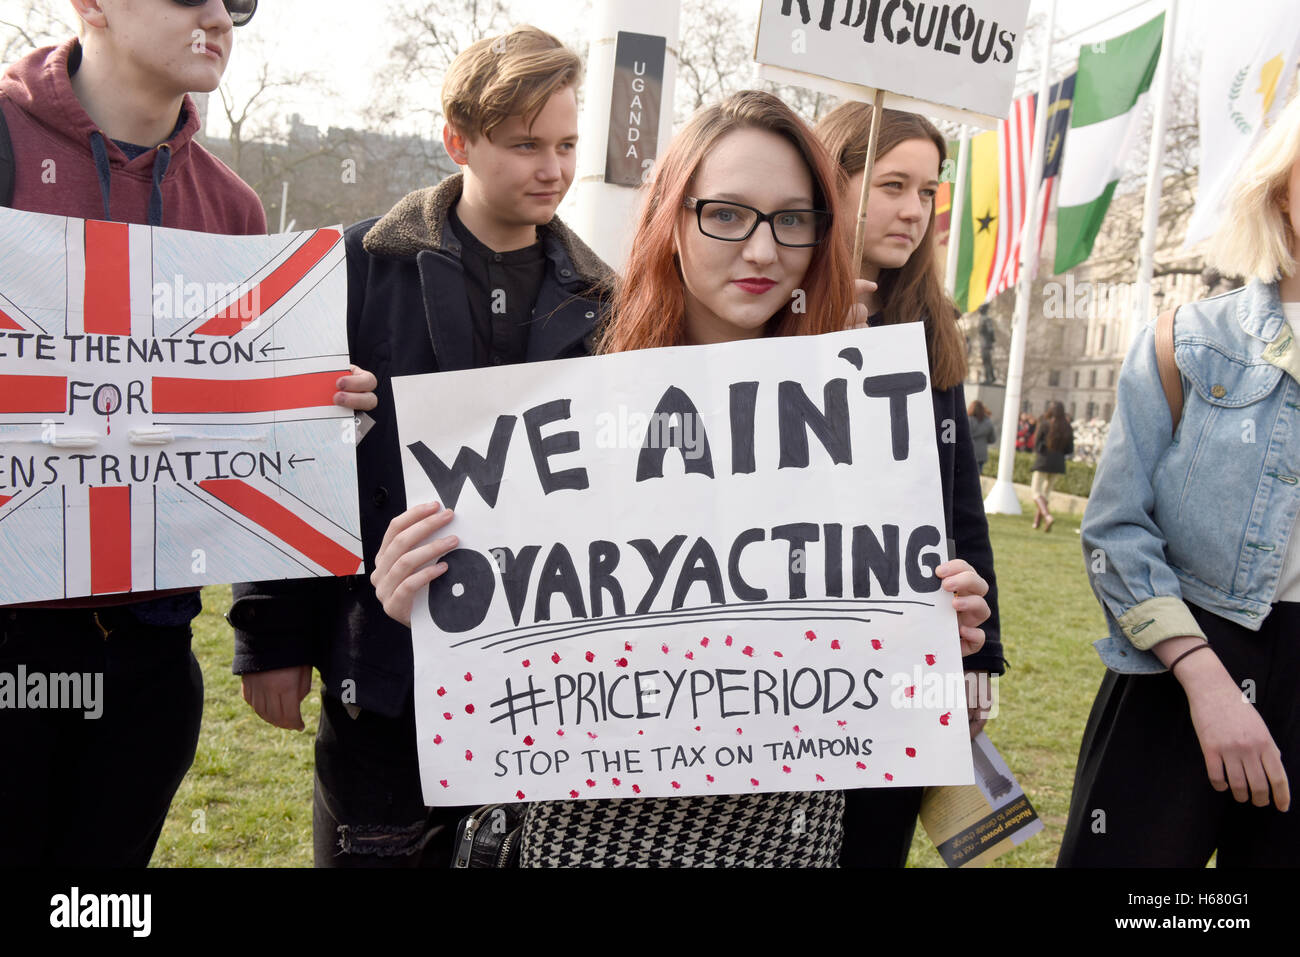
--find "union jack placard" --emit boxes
[0,206,362,604]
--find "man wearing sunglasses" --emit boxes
[0,0,276,868]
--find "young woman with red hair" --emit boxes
[371,91,991,866]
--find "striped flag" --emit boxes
[953,129,1000,313]
[986,90,1037,301]
[1034,73,1076,276]
[1054,14,1164,274]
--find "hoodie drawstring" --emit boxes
[148,145,171,228]
[89,131,113,221]
[89,131,172,227]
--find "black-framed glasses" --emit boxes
[683,197,831,248]
[171,0,258,27]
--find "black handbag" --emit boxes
[451,803,526,868]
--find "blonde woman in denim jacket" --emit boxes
[1058,96,1300,866]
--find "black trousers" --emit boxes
[1059,601,1300,867]
[0,607,202,867]
[313,691,471,867]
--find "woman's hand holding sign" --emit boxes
[844,278,876,330]
[937,558,989,657]
[372,501,458,627]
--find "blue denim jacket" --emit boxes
[1082,280,1300,674]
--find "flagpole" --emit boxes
[944,126,971,295]
[985,0,1057,516]
[1132,0,1179,346]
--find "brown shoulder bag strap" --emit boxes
[1154,308,1182,435]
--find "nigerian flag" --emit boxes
[1054,13,1164,274]
[953,129,1000,314]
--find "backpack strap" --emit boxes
[0,103,12,208]
[1155,308,1182,435]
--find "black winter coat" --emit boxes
[229,174,613,716]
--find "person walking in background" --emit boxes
[1016,412,1036,452]
[1029,401,1072,532]
[967,399,996,474]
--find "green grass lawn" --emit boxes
[152,509,1107,867]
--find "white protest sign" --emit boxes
[754,0,1031,125]
[394,324,974,806]
[0,205,362,603]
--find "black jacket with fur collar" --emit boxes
[229,174,613,716]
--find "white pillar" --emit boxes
[569,1,681,271]
[1132,0,1179,343]
[984,0,1057,516]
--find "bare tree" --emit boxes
[1,0,76,63]
[371,0,516,136]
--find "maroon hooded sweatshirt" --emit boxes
[0,38,267,612]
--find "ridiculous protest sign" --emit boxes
[754,0,1030,124]
[0,206,362,604]
[394,324,974,806]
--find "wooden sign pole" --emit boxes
[850,88,887,278]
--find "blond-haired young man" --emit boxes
[230,25,612,867]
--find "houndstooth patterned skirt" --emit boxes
[520,790,844,868]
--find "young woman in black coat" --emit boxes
[816,102,1007,867]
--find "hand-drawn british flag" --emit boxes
[0,205,362,604]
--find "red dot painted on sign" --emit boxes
[706,774,715,783]
[524,735,535,745]
[442,712,452,720]
[837,720,847,727]
[464,672,472,681]
[587,732,598,739]
[465,704,475,714]
[465,750,473,761]
[925,654,936,665]
[742,645,755,657]
[637,730,644,735]
[569,790,579,798]
[871,639,882,650]
[906,747,917,758]
[661,643,670,654]
[793,725,801,733]
[612,778,621,786]
[904,686,915,699]
[725,636,733,646]
[624,641,633,651]
[700,637,709,647]
[557,729,565,736]
[585,651,595,663]
[671,781,681,789]
[782,765,792,774]
[433,734,443,745]
[552,652,561,663]
[831,640,841,650]
[805,630,817,641]
[516,790,526,800]
[440,780,449,788]
[437,687,446,697]
[885,773,894,782]
[856,762,867,769]
[685,651,695,660]
[750,778,759,787]
[522,659,530,667]
[585,779,596,788]
[736,728,743,735]
[939,712,952,726]
[632,784,641,794]
[773,651,784,658]
[615,658,628,667]
[815,774,825,783]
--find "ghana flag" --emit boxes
[952,129,1000,314]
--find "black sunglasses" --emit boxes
[171,0,258,27]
